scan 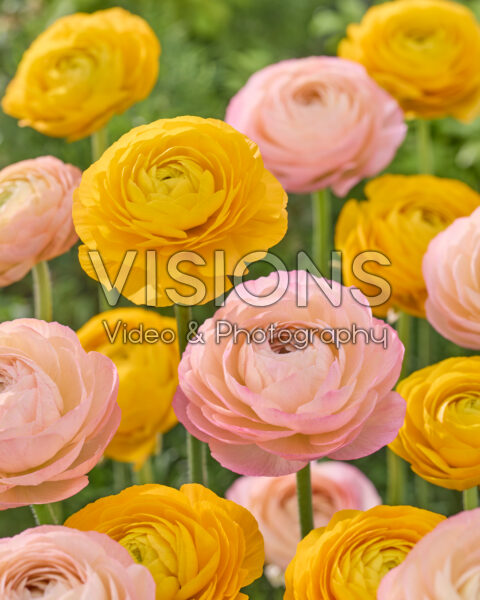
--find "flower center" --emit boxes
[268,325,313,354]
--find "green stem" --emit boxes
[397,311,412,379]
[311,188,332,276]
[112,460,129,493]
[91,127,108,163]
[135,457,155,485]
[415,476,430,509]
[30,503,58,525]
[91,127,111,312]
[463,486,479,510]
[418,318,434,369]
[296,463,314,538]
[32,261,53,321]
[416,120,434,175]
[174,304,206,485]
[387,449,406,505]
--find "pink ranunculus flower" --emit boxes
[423,207,480,350]
[0,156,81,287]
[173,270,405,476]
[378,508,480,599]
[226,460,381,570]
[0,525,156,599]
[225,57,406,196]
[0,318,120,508]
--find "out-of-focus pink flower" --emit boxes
[0,156,81,287]
[423,207,480,349]
[378,508,480,599]
[0,525,156,599]
[225,57,406,196]
[173,271,405,476]
[227,460,381,570]
[0,318,120,508]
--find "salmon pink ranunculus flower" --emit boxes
[378,509,480,599]
[423,207,480,350]
[0,156,81,287]
[226,461,381,570]
[225,57,406,196]
[173,271,405,476]
[0,525,156,599]
[0,318,120,508]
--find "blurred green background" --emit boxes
[1,0,480,596]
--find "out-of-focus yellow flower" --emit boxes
[335,175,480,318]
[73,116,288,307]
[391,357,480,491]
[77,308,178,468]
[284,505,444,600]
[65,483,265,600]
[2,8,160,140]
[338,0,480,121]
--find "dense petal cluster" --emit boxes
[226,461,380,570]
[379,509,480,599]
[226,57,405,195]
[335,175,480,317]
[338,0,480,121]
[2,7,160,140]
[73,116,288,307]
[423,208,480,349]
[0,156,81,287]
[65,483,264,600]
[0,318,119,508]
[77,308,179,467]
[174,270,405,476]
[0,525,156,599]
[390,356,480,490]
[284,505,444,600]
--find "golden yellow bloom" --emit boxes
[284,505,444,600]
[73,116,288,307]
[338,0,480,121]
[77,308,178,468]
[390,357,480,491]
[2,8,160,140]
[335,175,480,317]
[65,483,265,600]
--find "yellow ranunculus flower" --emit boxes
[338,0,480,121]
[2,8,160,140]
[335,175,480,317]
[284,505,444,600]
[65,483,265,600]
[390,357,480,491]
[73,116,288,307]
[77,308,178,468]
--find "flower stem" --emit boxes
[91,127,111,312]
[418,318,434,368]
[397,311,412,378]
[113,460,129,492]
[134,457,155,485]
[296,463,314,538]
[387,450,406,505]
[30,503,59,525]
[91,127,108,163]
[311,188,332,275]
[32,261,53,321]
[416,119,434,175]
[174,304,207,485]
[463,486,479,510]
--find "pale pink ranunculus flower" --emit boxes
[378,508,480,599]
[0,318,120,508]
[173,271,405,476]
[227,460,381,570]
[0,525,156,599]
[423,207,480,350]
[225,57,406,196]
[0,155,81,287]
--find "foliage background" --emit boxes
[1,0,480,595]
